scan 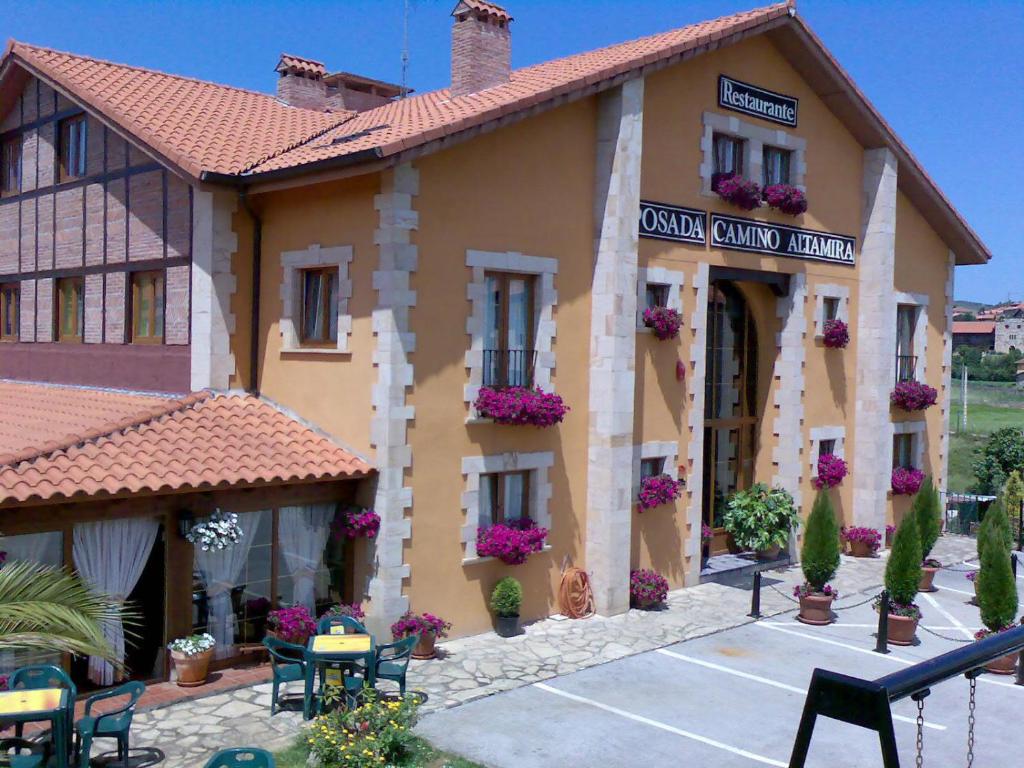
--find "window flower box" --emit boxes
[763,183,808,215]
[630,569,669,609]
[332,505,380,539]
[813,454,847,490]
[822,318,849,349]
[637,473,682,512]
[474,386,568,427]
[891,466,925,496]
[642,306,682,341]
[714,174,763,211]
[476,518,549,565]
[890,380,937,412]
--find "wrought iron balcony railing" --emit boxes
[482,348,536,389]
[895,354,918,382]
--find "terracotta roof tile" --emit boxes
[455,1,513,22]
[953,321,995,334]
[0,383,371,505]
[276,53,327,78]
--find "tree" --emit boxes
[885,513,922,607]
[975,518,1019,632]
[801,491,840,591]
[1003,471,1024,543]
[912,476,941,563]
[973,427,1024,494]
[977,497,1013,562]
[952,345,983,379]
[0,561,126,663]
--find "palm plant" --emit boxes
[0,560,128,664]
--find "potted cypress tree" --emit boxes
[974,519,1020,674]
[977,497,1013,562]
[881,512,923,645]
[490,577,523,638]
[914,476,942,592]
[795,491,841,625]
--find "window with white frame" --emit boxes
[279,244,353,353]
[813,284,850,338]
[762,146,792,187]
[808,426,845,475]
[893,293,928,383]
[712,133,745,187]
[633,441,681,493]
[892,421,926,470]
[700,112,806,197]
[479,470,531,527]
[636,267,685,332]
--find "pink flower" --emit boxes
[842,526,881,553]
[642,307,682,341]
[822,319,849,349]
[390,611,451,640]
[813,454,848,489]
[476,519,549,565]
[630,569,669,607]
[701,523,714,542]
[474,386,569,427]
[714,174,763,211]
[794,582,838,598]
[890,380,938,412]
[267,605,316,644]
[763,183,808,215]
[637,474,682,512]
[891,467,925,495]
[332,506,380,540]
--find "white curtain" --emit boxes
[278,504,335,615]
[194,510,264,658]
[73,518,159,686]
[0,532,65,675]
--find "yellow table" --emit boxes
[0,687,69,767]
[304,633,376,718]
[311,634,372,653]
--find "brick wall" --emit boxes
[276,73,327,110]
[451,14,511,97]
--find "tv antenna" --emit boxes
[400,0,411,98]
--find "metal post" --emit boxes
[874,590,890,654]
[1013,552,1019,580]
[1018,499,1023,552]
[1017,650,1024,687]
[749,570,762,619]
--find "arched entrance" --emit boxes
[702,281,759,555]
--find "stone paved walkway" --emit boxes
[126,536,978,766]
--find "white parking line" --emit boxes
[654,649,945,731]
[533,682,787,767]
[931,584,975,597]
[798,622,982,631]
[920,592,974,640]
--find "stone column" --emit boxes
[684,264,710,585]
[852,148,898,530]
[585,77,643,616]
[190,188,237,391]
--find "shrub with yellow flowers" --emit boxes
[306,688,418,766]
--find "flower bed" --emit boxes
[306,691,418,767]
[333,505,381,539]
[763,183,807,215]
[890,380,938,412]
[267,605,316,644]
[637,473,682,512]
[630,569,669,608]
[891,466,925,495]
[390,612,451,641]
[476,518,549,564]
[813,454,847,489]
[642,306,682,341]
[843,526,882,555]
[793,583,838,599]
[474,386,569,427]
[186,511,243,552]
[714,174,762,211]
[822,318,849,349]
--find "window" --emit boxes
[131,271,165,343]
[640,457,665,480]
[1,136,21,195]
[56,276,84,342]
[480,471,531,527]
[822,297,839,324]
[483,272,535,388]
[644,283,669,311]
[300,267,339,345]
[0,282,17,341]
[818,439,837,460]
[893,434,915,469]
[712,133,744,185]
[762,146,792,187]
[896,304,917,381]
[58,114,87,181]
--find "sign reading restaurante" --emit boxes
[710,213,856,265]
[639,201,707,244]
[718,75,798,127]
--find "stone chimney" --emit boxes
[450,0,512,97]
[275,54,328,110]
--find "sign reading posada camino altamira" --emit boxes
[710,213,856,265]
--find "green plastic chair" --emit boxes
[74,680,145,768]
[262,637,308,716]
[8,664,77,752]
[0,737,48,768]
[374,635,418,696]
[316,615,367,635]
[204,747,275,767]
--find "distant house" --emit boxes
[1017,360,1024,390]
[953,321,995,350]
[995,315,1024,353]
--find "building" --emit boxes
[995,314,1024,353]
[0,0,990,688]
[952,321,995,351]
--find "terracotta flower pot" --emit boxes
[171,648,213,687]
[918,566,938,593]
[886,613,919,646]
[984,652,1018,676]
[797,593,835,626]
[412,631,436,660]
[849,540,875,558]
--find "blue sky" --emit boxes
[3,0,1020,302]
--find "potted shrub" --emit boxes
[642,306,682,341]
[822,318,849,349]
[629,569,669,609]
[473,386,569,427]
[890,380,938,412]
[913,477,942,591]
[476,518,548,564]
[722,484,799,560]
[763,183,807,215]
[391,612,451,660]
[490,577,523,638]
[844,526,882,558]
[974,516,1020,675]
[637,473,682,512]
[879,512,923,646]
[813,454,847,490]
[891,466,924,496]
[332,506,381,539]
[714,174,762,211]
[977,497,1014,562]
[795,491,841,625]
[267,604,316,645]
[168,633,215,687]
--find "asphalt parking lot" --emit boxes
[417,564,1024,767]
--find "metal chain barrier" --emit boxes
[913,695,925,768]
[917,624,974,644]
[764,583,883,612]
[966,674,977,768]
[940,563,978,573]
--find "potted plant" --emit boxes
[186,510,243,551]
[843,526,882,558]
[473,386,569,427]
[885,524,896,548]
[642,306,682,341]
[977,497,1014,562]
[267,604,316,645]
[722,484,799,560]
[637,473,682,512]
[490,577,523,638]
[332,506,381,539]
[966,570,978,604]
[319,602,365,622]
[890,380,938,412]
[700,523,713,569]
[476,518,548,564]
[168,633,215,687]
[795,491,841,625]
[391,612,451,660]
[813,454,847,490]
[629,569,669,610]
[763,183,807,215]
[879,512,923,646]
[822,318,849,349]
[891,466,924,496]
[974,512,1020,675]
[714,174,762,211]
[913,477,942,591]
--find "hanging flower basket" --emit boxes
[476,518,549,565]
[714,174,762,211]
[637,473,682,512]
[642,306,682,341]
[332,506,381,539]
[186,511,243,552]
[630,569,669,609]
[763,183,808,215]
[890,380,937,412]
[474,386,569,427]
[822,318,849,349]
[891,466,925,496]
[813,454,848,490]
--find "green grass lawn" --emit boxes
[947,380,1024,492]
[274,736,484,768]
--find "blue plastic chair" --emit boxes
[316,615,367,635]
[262,637,308,716]
[374,635,418,696]
[204,747,275,767]
[8,664,76,753]
[74,680,145,768]
[0,737,48,768]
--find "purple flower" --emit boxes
[890,380,938,412]
[474,386,569,427]
[714,174,763,211]
[793,582,838,598]
[822,318,849,349]
[332,506,381,540]
[813,454,848,490]
[763,183,808,215]
[637,474,682,512]
[390,611,451,640]
[642,306,682,341]
[701,523,714,542]
[891,467,925,496]
[630,569,669,608]
[267,605,316,644]
[966,570,978,583]
[842,526,882,553]
[476,519,549,565]
[245,597,271,616]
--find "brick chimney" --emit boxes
[450,0,512,97]
[275,54,328,110]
